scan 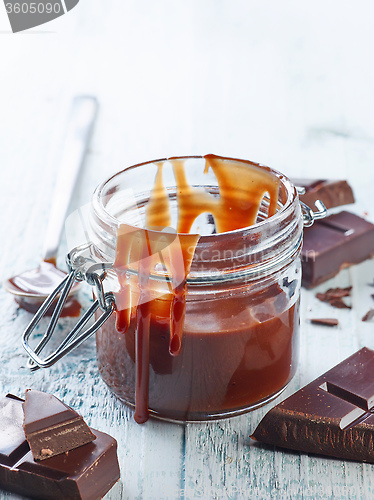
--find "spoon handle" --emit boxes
[42,96,98,263]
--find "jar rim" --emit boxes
[92,154,298,239]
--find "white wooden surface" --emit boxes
[1,1,374,499]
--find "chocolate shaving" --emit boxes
[316,287,352,302]
[310,318,339,327]
[329,298,352,309]
[316,287,352,309]
[362,309,374,322]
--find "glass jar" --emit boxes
[86,156,303,422]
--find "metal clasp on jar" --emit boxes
[22,243,116,371]
[296,186,328,227]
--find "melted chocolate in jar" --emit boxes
[100,155,293,423]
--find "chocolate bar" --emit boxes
[251,347,374,462]
[23,390,96,460]
[293,178,355,209]
[0,394,120,499]
[302,211,374,288]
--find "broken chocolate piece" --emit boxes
[23,390,96,461]
[316,287,352,302]
[316,287,352,309]
[0,394,120,500]
[302,211,374,288]
[251,347,374,462]
[293,178,355,210]
[362,309,374,322]
[329,298,352,309]
[310,318,339,327]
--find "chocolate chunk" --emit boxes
[329,298,352,309]
[293,178,355,209]
[0,394,120,499]
[310,318,339,326]
[316,286,352,302]
[251,347,374,462]
[23,390,96,461]
[302,211,374,288]
[362,309,374,322]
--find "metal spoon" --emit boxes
[4,96,98,311]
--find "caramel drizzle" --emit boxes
[204,155,279,231]
[171,155,279,233]
[145,162,172,229]
[163,232,199,356]
[114,155,280,423]
[134,233,152,424]
[171,158,218,233]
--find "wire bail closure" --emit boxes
[296,186,328,227]
[22,243,116,371]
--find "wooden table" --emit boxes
[1,1,374,498]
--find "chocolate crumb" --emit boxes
[310,318,339,327]
[316,287,352,309]
[362,309,374,322]
[316,287,352,302]
[40,448,53,458]
[316,293,325,302]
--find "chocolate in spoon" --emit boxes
[4,96,98,315]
